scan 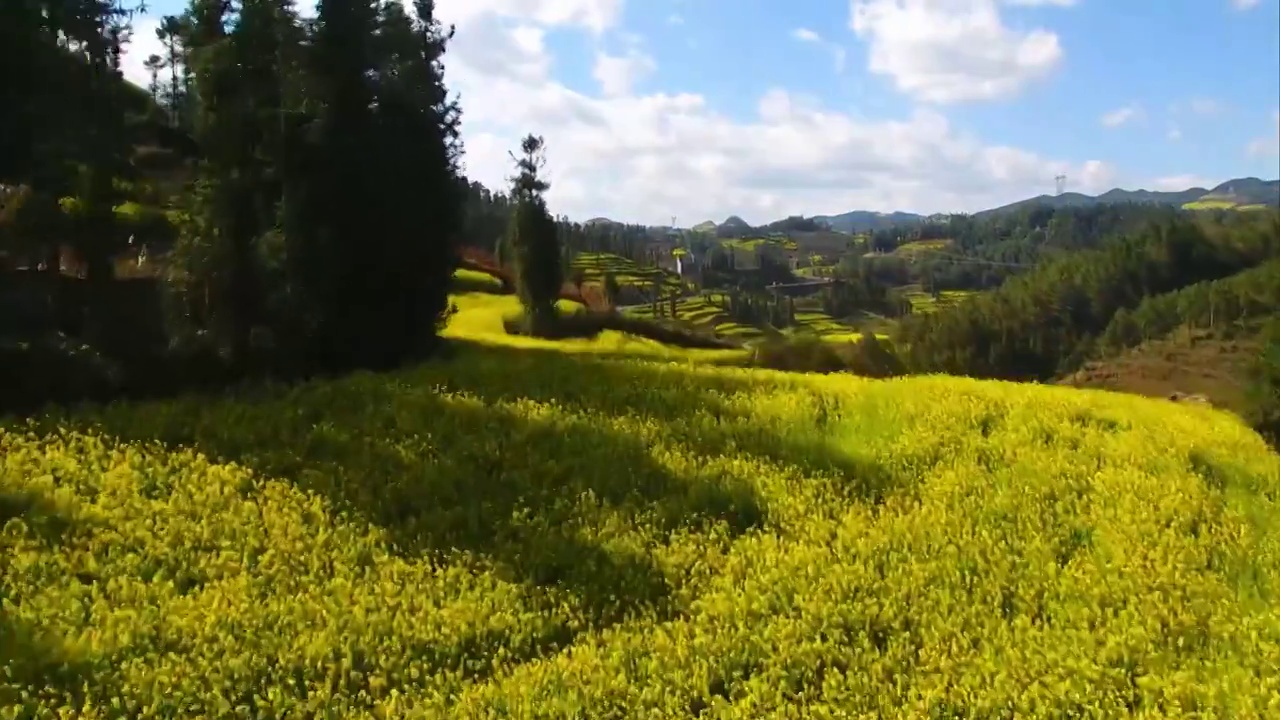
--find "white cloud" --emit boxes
[1004,0,1077,5]
[791,27,848,73]
[120,17,163,88]
[667,13,683,25]
[1167,125,1182,141]
[592,49,656,96]
[118,0,1119,225]
[1232,0,1259,10]
[1152,174,1211,191]
[833,47,848,73]
[435,0,622,34]
[1245,110,1280,157]
[1187,97,1224,115]
[849,0,1066,104]
[442,5,1113,223]
[1100,103,1143,127]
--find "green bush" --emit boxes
[0,335,121,415]
[1245,317,1280,446]
[749,332,906,377]
[502,309,737,349]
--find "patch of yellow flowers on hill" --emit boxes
[2,336,1278,718]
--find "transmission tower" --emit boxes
[1055,174,1067,195]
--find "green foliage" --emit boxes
[507,135,562,335]
[1246,318,1280,446]
[897,213,1280,381]
[1096,259,1280,354]
[749,332,904,377]
[0,335,122,412]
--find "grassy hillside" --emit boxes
[1058,261,1279,414]
[3,283,1279,716]
[1060,326,1263,413]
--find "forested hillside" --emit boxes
[3,0,469,406]
[1096,259,1280,355]
[1059,261,1280,435]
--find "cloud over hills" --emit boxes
[117,0,1274,226]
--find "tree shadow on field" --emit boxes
[39,375,765,631]
[26,337,922,628]
[428,341,910,505]
[432,339,758,424]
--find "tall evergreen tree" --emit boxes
[371,0,465,354]
[280,0,383,370]
[506,134,560,335]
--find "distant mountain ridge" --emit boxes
[973,177,1279,219]
[807,210,928,234]
[774,177,1277,233]
[587,177,1277,235]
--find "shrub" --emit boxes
[0,334,121,415]
[1245,317,1280,446]
[749,332,906,377]
[749,334,848,373]
[502,309,739,349]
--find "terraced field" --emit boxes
[570,252,682,295]
[899,285,976,314]
[623,293,767,341]
[444,290,745,362]
[622,292,873,344]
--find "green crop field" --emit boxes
[899,285,975,314]
[1183,200,1240,210]
[1181,199,1271,212]
[451,267,506,294]
[893,239,953,257]
[2,285,1278,717]
[720,237,799,252]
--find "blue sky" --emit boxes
[122,0,1280,224]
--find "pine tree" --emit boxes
[281,0,384,370]
[506,134,560,335]
[372,0,465,353]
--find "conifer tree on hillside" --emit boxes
[156,15,194,129]
[506,134,561,335]
[1247,317,1280,446]
[603,270,620,309]
[275,0,463,370]
[373,0,465,350]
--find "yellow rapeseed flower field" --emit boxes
[2,292,1278,718]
